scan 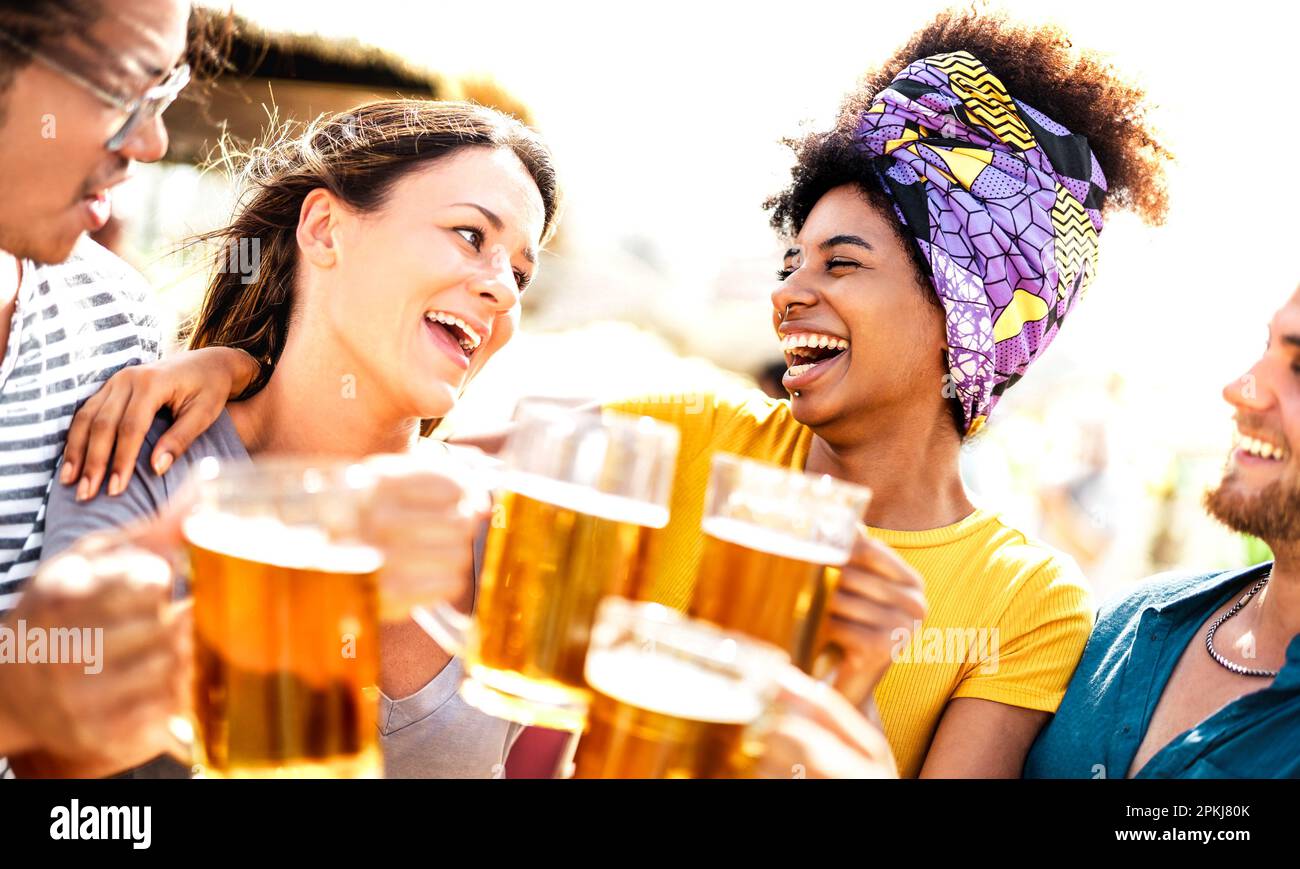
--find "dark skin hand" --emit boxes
[758,666,900,779]
[2,502,192,778]
[60,346,260,500]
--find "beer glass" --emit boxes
[415,407,679,731]
[573,597,789,778]
[689,453,872,672]
[183,457,383,778]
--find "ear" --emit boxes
[296,188,341,269]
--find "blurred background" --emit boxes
[105,0,1296,611]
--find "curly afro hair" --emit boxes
[768,7,1170,239]
[764,9,1172,435]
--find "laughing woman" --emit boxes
[58,11,1171,778]
[600,10,1170,777]
[38,99,560,777]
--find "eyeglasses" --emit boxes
[0,28,190,151]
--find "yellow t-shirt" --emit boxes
[605,388,1094,778]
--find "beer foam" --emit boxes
[183,512,384,574]
[585,645,765,725]
[501,471,669,529]
[701,517,848,566]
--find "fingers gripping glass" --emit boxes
[0,29,190,151]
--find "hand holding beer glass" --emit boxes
[755,665,899,779]
[688,453,873,675]
[357,452,492,621]
[820,527,928,704]
[172,449,495,778]
[414,407,679,731]
[0,534,189,778]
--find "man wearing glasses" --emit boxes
[0,2,189,264]
[0,0,244,778]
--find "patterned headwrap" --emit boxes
[854,51,1106,435]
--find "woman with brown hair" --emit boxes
[38,98,561,777]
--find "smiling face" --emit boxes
[302,146,545,424]
[770,184,952,439]
[1205,288,1300,543]
[0,0,189,263]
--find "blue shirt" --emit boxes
[1025,562,1300,779]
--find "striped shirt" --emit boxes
[0,237,160,615]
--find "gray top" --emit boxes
[42,409,520,778]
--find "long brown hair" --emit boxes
[187,99,560,437]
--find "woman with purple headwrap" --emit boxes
[604,9,1170,777]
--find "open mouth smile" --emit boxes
[780,331,849,390]
[1233,430,1289,465]
[423,309,487,370]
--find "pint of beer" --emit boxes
[419,407,679,731]
[573,597,788,778]
[689,453,871,671]
[184,458,383,778]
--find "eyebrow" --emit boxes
[819,234,874,253]
[453,202,536,264]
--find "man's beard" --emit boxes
[1204,467,1300,543]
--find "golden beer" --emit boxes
[687,454,871,673]
[184,460,383,778]
[466,478,665,728]
[691,518,842,671]
[441,408,678,731]
[573,598,787,779]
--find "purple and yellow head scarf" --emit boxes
[854,51,1107,435]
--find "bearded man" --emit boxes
[1025,287,1300,778]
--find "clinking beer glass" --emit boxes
[573,596,789,778]
[415,407,679,731]
[182,457,384,778]
[689,453,872,673]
